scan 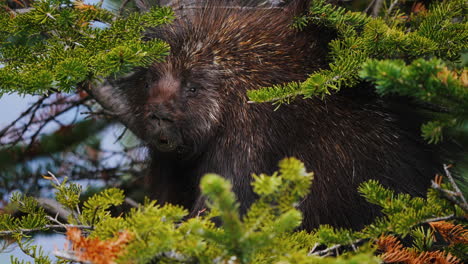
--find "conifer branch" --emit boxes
[363,0,376,14]
[377,235,461,264]
[443,165,468,207]
[174,6,282,10]
[429,221,468,245]
[0,224,93,236]
[386,0,399,17]
[308,239,367,257]
[119,0,132,15]
[421,214,457,224]
[82,81,145,139]
[369,0,384,17]
[54,250,91,264]
[36,197,72,221]
[431,165,468,213]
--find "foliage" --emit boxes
[0,0,467,263]
[0,0,161,197]
[358,180,458,237]
[0,0,173,95]
[376,235,461,264]
[1,157,467,263]
[360,58,467,144]
[64,227,134,264]
[248,0,467,144]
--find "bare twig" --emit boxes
[308,239,366,257]
[12,7,33,14]
[444,164,467,205]
[125,197,139,208]
[96,0,105,8]
[37,197,71,221]
[23,97,90,154]
[421,214,457,224]
[431,183,468,212]
[363,0,377,14]
[370,0,384,17]
[118,0,132,16]
[0,94,88,151]
[54,250,92,264]
[114,127,128,143]
[0,224,93,236]
[431,165,468,213]
[386,0,400,17]
[174,5,282,11]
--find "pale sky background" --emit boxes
[0,1,123,261]
[0,93,38,127]
[0,94,124,262]
[0,94,67,262]
[0,95,126,263]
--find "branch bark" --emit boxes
[82,81,144,140]
[36,198,72,222]
[0,224,93,236]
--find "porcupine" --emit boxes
[112,0,440,230]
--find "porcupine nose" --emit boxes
[147,105,177,151]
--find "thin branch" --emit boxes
[0,224,93,236]
[363,0,377,14]
[54,250,91,264]
[306,212,462,258]
[421,214,457,224]
[444,164,467,205]
[83,81,144,140]
[114,127,128,143]
[37,197,72,221]
[308,239,367,257]
[386,0,400,17]
[23,97,90,154]
[432,183,468,212]
[118,0,132,16]
[0,96,47,138]
[431,165,468,213]
[247,90,302,104]
[125,197,139,208]
[372,0,384,17]
[12,7,32,14]
[174,5,282,11]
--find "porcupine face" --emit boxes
[137,25,225,155]
[135,3,314,156]
[141,62,224,155]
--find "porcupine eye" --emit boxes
[185,82,200,97]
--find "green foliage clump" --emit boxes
[248,0,370,103]
[9,192,49,230]
[248,0,467,144]
[79,187,125,226]
[1,158,466,263]
[360,58,467,143]
[0,0,173,95]
[358,180,457,237]
[1,193,53,264]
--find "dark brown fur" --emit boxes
[115,1,440,229]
